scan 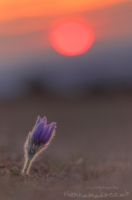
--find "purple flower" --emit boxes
[22,116,56,175]
[32,116,56,146]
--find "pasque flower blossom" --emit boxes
[22,116,56,175]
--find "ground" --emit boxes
[0,92,132,199]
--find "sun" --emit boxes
[50,17,95,56]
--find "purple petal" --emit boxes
[39,125,50,141]
[35,116,41,126]
[47,122,56,134]
[43,128,55,144]
[41,117,47,126]
[32,122,44,141]
[41,122,56,144]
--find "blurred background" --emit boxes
[0,0,132,99]
[0,0,132,162]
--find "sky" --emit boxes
[0,0,132,98]
[0,0,128,21]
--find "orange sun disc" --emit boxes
[50,17,95,56]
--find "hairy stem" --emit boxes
[22,158,31,175]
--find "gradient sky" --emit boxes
[0,0,128,21]
[0,0,131,59]
[0,0,132,98]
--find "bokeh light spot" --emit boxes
[50,18,95,56]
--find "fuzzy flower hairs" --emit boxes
[22,116,56,175]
